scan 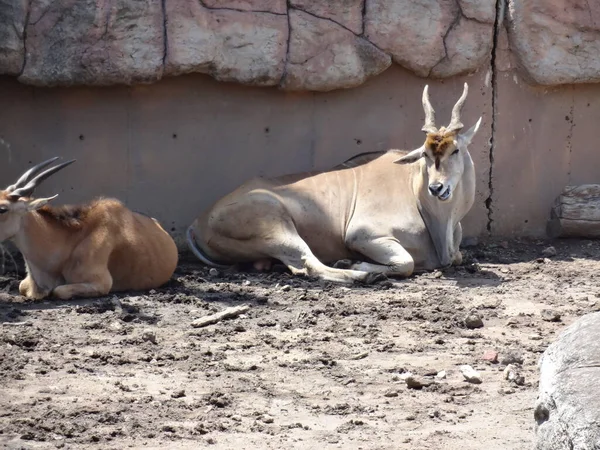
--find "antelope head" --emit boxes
[0,157,76,241]
[395,83,482,202]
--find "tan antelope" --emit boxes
[187,83,482,283]
[0,157,178,299]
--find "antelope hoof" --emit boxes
[452,251,463,266]
[19,279,49,300]
[361,272,388,285]
[333,259,353,269]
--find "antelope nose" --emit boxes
[429,183,444,196]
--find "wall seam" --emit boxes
[486,0,505,235]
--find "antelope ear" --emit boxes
[27,195,58,211]
[394,147,425,165]
[457,116,482,148]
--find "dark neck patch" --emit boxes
[38,203,92,229]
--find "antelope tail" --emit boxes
[186,226,231,269]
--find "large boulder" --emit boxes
[164,0,288,86]
[1,0,502,89]
[290,0,364,34]
[506,0,600,85]
[535,312,600,449]
[365,0,495,78]
[0,0,27,75]
[281,9,391,91]
[19,0,164,86]
[202,0,286,14]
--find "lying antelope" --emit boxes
[188,83,482,283]
[0,158,178,299]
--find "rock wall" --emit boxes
[1,0,598,90]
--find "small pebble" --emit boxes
[460,365,482,384]
[436,370,447,379]
[280,284,291,292]
[171,389,186,398]
[500,351,524,366]
[142,330,157,344]
[261,414,274,424]
[541,309,561,322]
[209,268,219,277]
[405,375,433,389]
[384,389,399,398]
[464,314,484,329]
[482,350,499,363]
[433,271,443,279]
[542,246,557,257]
[242,280,251,286]
[504,364,525,386]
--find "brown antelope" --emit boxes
[0,157,178,300]
[187,83,482,284]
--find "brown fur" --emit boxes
[425,132,456,157]
[37,202,94,229]
[2,195,178,300]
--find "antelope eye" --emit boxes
[452,148,460,156]
[0,206,8,214]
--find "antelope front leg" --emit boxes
[52,276,113,300]
[452,223,463,266]
[346,236,415,278]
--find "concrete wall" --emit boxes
[0,61,597,243]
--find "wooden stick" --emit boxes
[2,321,32,326]
[191,305,250,328]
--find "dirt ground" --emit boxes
[1,238,599,450]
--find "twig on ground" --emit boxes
[191,305,250,328]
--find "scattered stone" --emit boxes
[460,365,482,384]
[108,321,124,332]
[500,351,524,366]
[464,314,484,329]
[280,284,291,292]
[504,364,525,386]
[208,268,219,277]
[242,280,251,286]
[428,410,440,419]
[481,298,502,309]
[529,333,543,341]
[499,387,516,395]
[384,389,399,398]
[482,350,499,363]
[405,413,417,421]
[541,309,561,322]
[350,351,369,360]
[433,271,443,279]
[436,370,447,379]
[542,246,557,257]
[260,414,274,424]
[171,389,186,398]
[506,317,520,326]
[405,375,433,390]
[142,329,157,344]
